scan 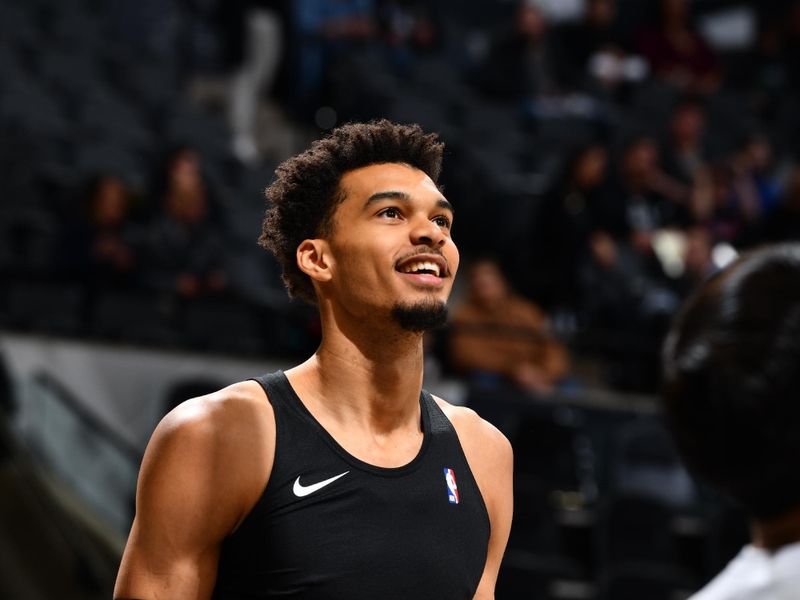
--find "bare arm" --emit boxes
[437,400,514,600]
[114,382,273,600]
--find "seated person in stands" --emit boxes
[661,97,709,187]
[635,0,721,94]
[141,147,228,297]
[59,173,140,289]
[477,2,565,99]
[449,258,569,394]
[557,0,648,92]
[662,243,800,599]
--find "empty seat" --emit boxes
[597,493,682,567]
[90,290,180,346]
[607,417,698,509]
[181,298,267,355]
[513,408,597,501]
[599,560,696,600]
[3,281,85,335]
[498,550,586,600]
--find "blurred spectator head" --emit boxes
[739,134,773,174]
[622,136,659,181]
[166,147,205,198]
[586,0,616,28]
[88,174,131,228]
[569,144,608,190]
[260,120,444,304]
[659,0,689,28]
[589,230,618,269]
[670,98,706,149]
[515,2,547,42]
[663,243,800,519]
[467,258,509,309]
[163,147,208,225]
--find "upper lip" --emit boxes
[395,253,449,277]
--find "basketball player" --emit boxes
[662,243,800,598]
[114,120,513,599]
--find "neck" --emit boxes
[752,505,800,551]
[289,303,426,433]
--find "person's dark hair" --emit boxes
[259,119,444,304]
[662,244,800,519]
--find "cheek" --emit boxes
[331,238,391,285]
[447,240,461,278]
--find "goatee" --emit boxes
[391,299,448,333]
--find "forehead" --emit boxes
[338,162,443,203]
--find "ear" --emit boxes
[296,239,333,283]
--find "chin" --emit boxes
[391,298,448,333]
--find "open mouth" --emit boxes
[397,260,442,277]
[394,253,448,280]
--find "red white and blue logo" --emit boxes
[444,468,460,504]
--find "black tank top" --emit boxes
[212,371,491,599]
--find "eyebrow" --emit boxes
[364,190,454,214]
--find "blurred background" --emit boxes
[1,0,798,597]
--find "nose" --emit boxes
[410,216,446,248]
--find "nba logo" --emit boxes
[444,468,459,504]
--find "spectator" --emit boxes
[578,230,679,390]
[557,0,648,92]
[662,97,709,187]
[290,0,377,116]
[693,160,768,247]
[670,226,717,298]
[140,148,228,297]
[449,258,569,394]
[635,0,721,94]
[477,2,564,99]
[59,174,141,289]
[377,0,442,74]
[662,243,800,598]
[605,136,688,255]
[765,165,800,241]
[531,143,611,308]
[730,134,781,218]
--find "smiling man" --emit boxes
[114,120,513,599]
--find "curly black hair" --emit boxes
[259,119,444,304]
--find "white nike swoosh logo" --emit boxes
[292,471,350,497]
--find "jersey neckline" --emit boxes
[273,370,433,477]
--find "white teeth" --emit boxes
[400,261,441,276]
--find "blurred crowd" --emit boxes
[2,0,800,394]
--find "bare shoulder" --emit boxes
[116,380,275,597]
[159,379,271,436]
[432,395,513,461]
[140,379,276,533]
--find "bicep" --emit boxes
[114,405,247,600]
[115,518,220,600]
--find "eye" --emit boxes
[379,207,402,219]
[433,215,451,228]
